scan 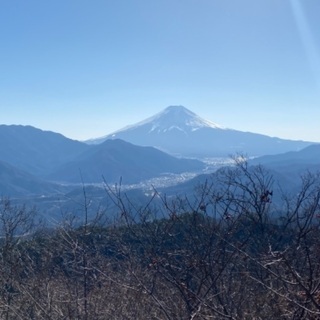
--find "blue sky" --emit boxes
[1,0,320,142]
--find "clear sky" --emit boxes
[1,0,320,142]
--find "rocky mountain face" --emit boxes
[89,106,313,158]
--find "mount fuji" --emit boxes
[88,106,313,158]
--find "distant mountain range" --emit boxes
[0,106,319,206]
[0,125,204,192]
[88,106,313,158]
[250,144,320,181]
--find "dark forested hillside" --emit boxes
[46,139,205,184]
[0,160,60,196]
[0,125,89,176]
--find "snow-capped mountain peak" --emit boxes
[86,105,312,158]
[116,105,223,135]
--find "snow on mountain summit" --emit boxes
[114,105,223,135]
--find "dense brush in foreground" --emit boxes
[1,159,320,319]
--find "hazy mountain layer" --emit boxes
[250,144,320,179]
[0,160,60,197]
[47,139,205,184]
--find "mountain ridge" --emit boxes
[0,124,90,176]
